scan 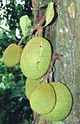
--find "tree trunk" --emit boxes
[54,1,80,124]
[32,0,80,124]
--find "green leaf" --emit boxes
[44,2,54,27]
[20,15,31,37]
[52,121,65,124]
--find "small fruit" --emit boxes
[25,78,39,100]
[3,44,22,67]
[20,36,52,79]
[30,83,56,114]
[43,82,73,121]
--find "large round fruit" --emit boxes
[3,44,22,67]
[20,36,52,79]
[25,78,39,100]
[43,82,73,121]
[30,83,56,114]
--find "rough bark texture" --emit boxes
[32,0,80,124]
[54,1,80,124]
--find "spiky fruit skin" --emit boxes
[3,44,22,67]
[30,83,56,114]
[25,79,39,100]
[20,37,52,79]
[43,82,73,121]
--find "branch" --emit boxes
[28,15,46,35]
[32,111,40,124]
[32,111,37,124]
[44,53,63,82]
[18,37,24,46]
[39,3,48,9]
[38,115,47,124]
[0,26,11,33]
[18,16,46,45]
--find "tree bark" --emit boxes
[54,1,80,124]
[32,0,80,124]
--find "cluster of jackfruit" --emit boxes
[25,79,72,122]
[20,36,73,122]
[3,36,73,122]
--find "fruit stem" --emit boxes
[44,53,63,82]
[18,37,24,46]
[44,120,47,124]
[32,111,40,124]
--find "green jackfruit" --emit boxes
[30,83,56,114]
[3,44,22,67]
[25,78,39,100]
[20,36,52,79]
[43,82,73,122]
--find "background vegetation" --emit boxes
[0,0,33,124]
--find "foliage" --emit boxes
[20,15,31,37]
[0,54,33,124]
[44,2,54,27]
